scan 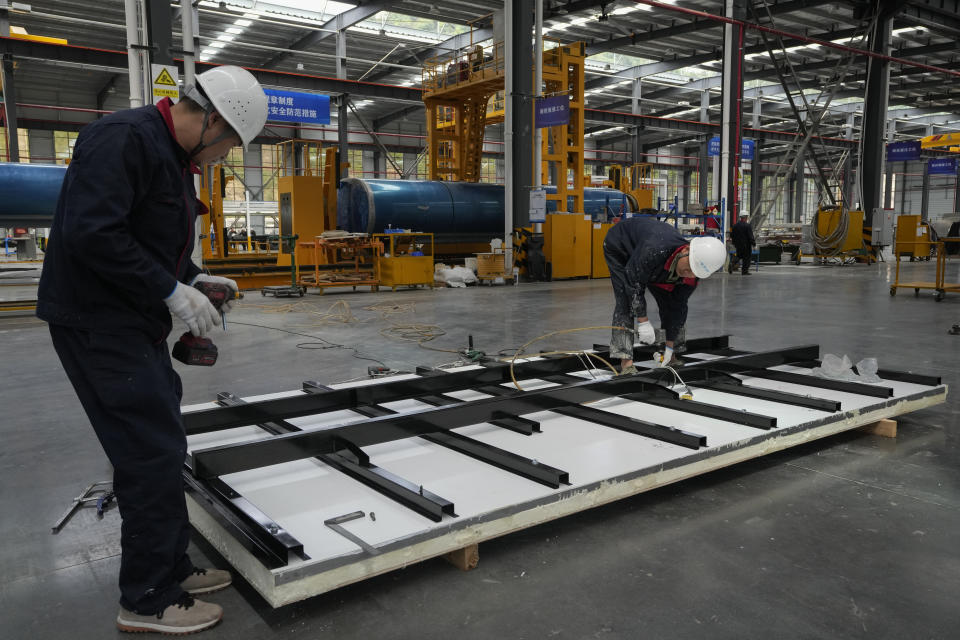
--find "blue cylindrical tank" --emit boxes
[338,178,632,240]
[0,163,67,225]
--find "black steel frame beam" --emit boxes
[182,474,306,569]
[551,405,706,448]
[704,365,895,398]
[215,391,457,522]
[784,360,941,386]
[652,368,842,412]
[183,336,731,435]
[189,345,826,480]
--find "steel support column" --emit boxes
[920,158,930,221]
[794,151,805,223]
[338,97,349,178]
[751,138,763,217]
[632,127,642,165]
[860,3,896,226]
[900,161,908,215]
[954,166,960,214]
[336,24,349,179]
[698,139,709,208]
[719,0,745,237]
[144,0,174,66]
[508,0,533,230]
[1,54,18,162]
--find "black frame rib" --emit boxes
[192,347,837,481]
[213,392,457,523]
[182,474,307,569]
[183,337,731,435]
[785,361,942,387]
[644,369,841,412]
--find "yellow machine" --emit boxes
[604,164,655,211]
[197,140,340,289]
[276,140,326,271]
[894,214,933,260]
[591,222,613,278]
[543,213,591,279]
[808,206,868,263]
[375,232,435,290]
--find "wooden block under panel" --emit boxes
[443,544,479,571]
[858,418,897,438]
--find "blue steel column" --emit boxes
[509,0,533,228]
[860,3,896,226]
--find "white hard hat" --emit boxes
[194,66,268,148]
[688,236,726,278]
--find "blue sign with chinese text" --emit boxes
[263,89,330,124]
[886,141,920,162]
[928,157,957,175]
[708,137,754,161]
[535,95,570,128]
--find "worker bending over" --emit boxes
[37,67,267,635]
[603,217,726,372]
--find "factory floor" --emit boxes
[2,258,958,640]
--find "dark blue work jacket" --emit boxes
[37,103,203,340]
[604,217,698,339]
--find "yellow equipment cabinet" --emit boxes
[276,140,327,270]
[544,213,592,279]
[591,222,613,278]
[374,232,435,290]
[815,207,864,253]
[894,214,933,260]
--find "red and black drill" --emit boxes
[172,281,243,366]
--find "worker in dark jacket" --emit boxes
[729,213,756,275]
[37,66,267,635]
[603,217,726,372]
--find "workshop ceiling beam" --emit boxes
[258,1,391,70]
[364,26,493,82]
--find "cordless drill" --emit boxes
[172,281,242,366]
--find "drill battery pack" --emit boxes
[172,332,218,366]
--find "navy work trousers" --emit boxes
[49,325,193,614]
[735,243,752,274]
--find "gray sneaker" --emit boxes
[116,593,222,635]
[181,568,232,595]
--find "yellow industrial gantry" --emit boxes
[422,29,591,278]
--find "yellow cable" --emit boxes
[507,326,628,391]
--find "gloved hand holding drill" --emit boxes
[165,275,241,366]
[163,275,239,337]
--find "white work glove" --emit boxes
[164,282,221,337]
[656,347,674,368]
[191,274,239,313]
[635,320,657,346]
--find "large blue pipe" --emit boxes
[338,178,634,240]
[0,162,67,226]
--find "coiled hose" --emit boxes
[811,207,850,257]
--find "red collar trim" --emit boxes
[155,97,201,175]
[664,245,697,286]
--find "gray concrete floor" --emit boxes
[1,259,958,639]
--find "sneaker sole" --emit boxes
[116,612,222,635]
[184,580,232,595]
